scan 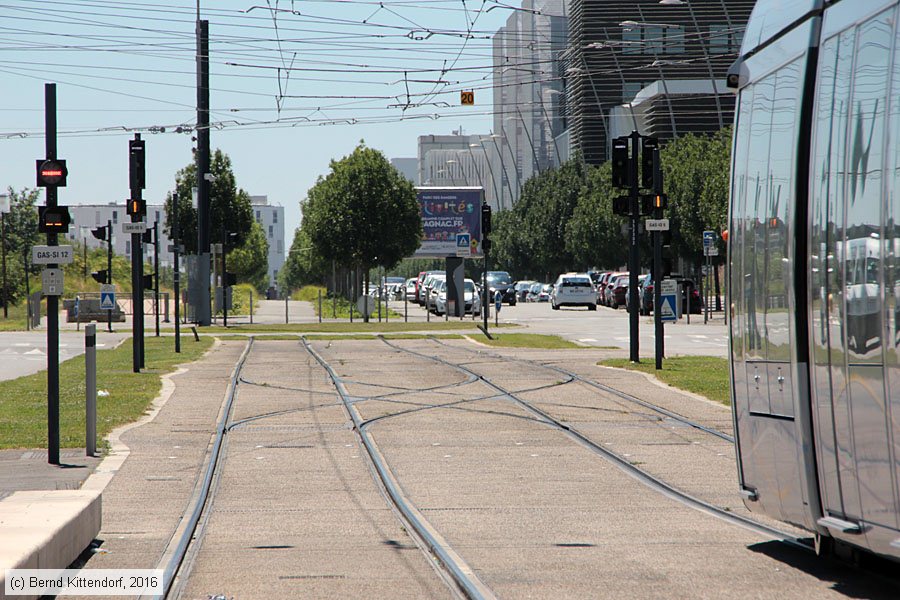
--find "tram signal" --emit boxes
[36,159,68,188]
[38,205,71,233]
[613,195,630,217]
[91,225,108,241]
[129,138,146,190]
[481,204,492,235]
[126,198,146,218]
[641,137,659,190]
[142,228,154,244]
[641,194,668,214]
[611,137,630,188]
[225,272,237,287]
[142,274,153,289]
[91,269,109,284]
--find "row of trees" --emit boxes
[492,128,732,280]
[0,188,41,309]
[279,129,731,296]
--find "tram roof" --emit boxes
[741,0,823,56]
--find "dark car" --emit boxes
[485,271,517,305]
[609,274,630,309]
[639,275,704,315]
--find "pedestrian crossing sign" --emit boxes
[100,290,116,310]
[660,294,677,322]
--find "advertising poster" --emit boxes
[415,187,483,258]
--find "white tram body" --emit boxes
[728,0,900,560]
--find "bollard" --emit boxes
[85,325,97,457]
[285,294,289,324]
[318,289,322,324]
[404,293,408,322]
[249,290,253,325]
[332,292,336,318]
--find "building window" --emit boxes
[666,26,685,54]
[274,269,278,280]
[273,211,278,224]
[256,210,261,222]
[622,26,641,54]
[112,210,118,224]
[96,210,101,225]
[277,239,283,253]
[155,210,160,223]
[709,24,741,54]
[125,240,131,255]
[623,82,650,102]
[268,225,273,237]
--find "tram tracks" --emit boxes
[377,336,808,549]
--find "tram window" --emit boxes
[744,70,775,360]
[766,60,802,362]
[889,17,900,361]
[731,87,755,361]
[844,13,891,362]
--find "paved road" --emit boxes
[0,330,128,382]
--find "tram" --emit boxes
[727,0,900,559]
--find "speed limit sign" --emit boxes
[460,90,474,105]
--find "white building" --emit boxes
[417,132,497,209]
[67,203,172,269]
[250,195,285,290]
[68,197,285,291]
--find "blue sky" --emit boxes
[0,0,520,237]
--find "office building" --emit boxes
[250,195,285,290]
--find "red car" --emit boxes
[609,274,630,309]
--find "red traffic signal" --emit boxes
[38,205,71,233]
[36,159,68,187]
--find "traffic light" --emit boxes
[91,225,108,241]
[641,137,659,190]
[129,138,146,190]
[611,137,630,188]
[38,205,71,233]
[142,274,153,289]
[142,229,154,244]
[91,269,109,284]
[36,159,68,188]
[481,203,492,236]
[126,198,146,218]
[640,193,668,214]
[612,195,630,217]
[225,272,237,287]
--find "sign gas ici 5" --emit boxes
[415,187,483,258]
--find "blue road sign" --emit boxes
[703,230,715,247]
[100,290,116,310]
[456,232,471,257]
[660,279,677,323]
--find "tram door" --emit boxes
[809,12,897,531]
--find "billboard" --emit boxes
[415,187,483,258]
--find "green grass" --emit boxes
[293,284,403,319]
[0,302,33,331]
[0,335,214,449]
[466,333,583,349]
[599,356,730,406]
[194,321,514,334]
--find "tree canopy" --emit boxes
[163,150,254,253]
[299,143,421,273]
[1,187,41,306]
[227,220,269,293]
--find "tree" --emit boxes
[566,163,630,270]
[302,143,421,317]
[163,150,254,254]
[227,221,269,293]
[661,128,731,267]
[2,187,41,307]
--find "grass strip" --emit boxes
[599,356,730,406]
[0,335,214,449]
[294,285,402,319]
[195,321,514,334]
[466,333,583,349]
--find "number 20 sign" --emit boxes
[460,90,474,106]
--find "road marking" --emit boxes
[25,349,44,355]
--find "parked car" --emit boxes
[638,274,704,315]
[538,284,553,302]
[434,278,482,316]
[551,273,596,310]
[405,278,417,302]
[417,270,442,305]
[515,280,537,302]
[485,271,517,305]
[602,272,627,306]
[383,276,406,300]
[526,282,543,302]
[626,274,650,313]
[596,272,620,306]
[608,274,630,309]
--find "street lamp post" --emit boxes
[0,194,9,319]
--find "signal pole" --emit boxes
[627,131,640,363]
[107,219,113,332]
[172,192,181,353]
[43,84,61,465]
[129,134,146,372]
[153,221,160,337]
[196,19,212,326]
